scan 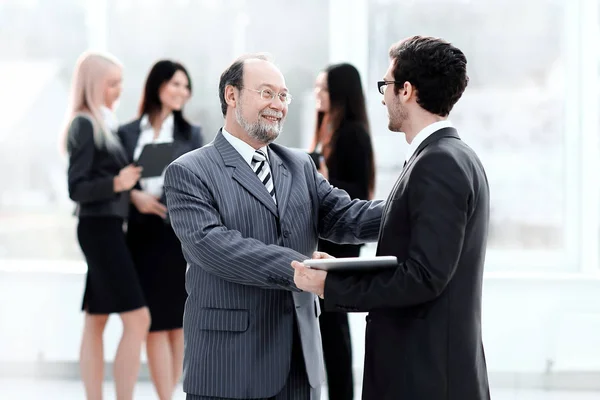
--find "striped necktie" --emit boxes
[251,149,277,204]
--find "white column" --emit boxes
[563,0,582,270]
[328,0,369,88]
[579,0,600,273]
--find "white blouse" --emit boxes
[133,114,174,198]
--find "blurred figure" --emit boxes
[310,63,375,400]
[63,51,150,400]
[118,60,203,400]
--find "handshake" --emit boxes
[291,251,334,299]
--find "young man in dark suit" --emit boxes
[293,36,491,400]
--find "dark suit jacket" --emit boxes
[117,118,203,223]
[163,131,384,398]
[324,127,491,400]
[319,120,374,257]
[326,120,373,201]
[67,115,130,218]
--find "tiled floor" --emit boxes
[0,379,599,400]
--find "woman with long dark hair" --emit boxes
[310,62,376,400]
[118,59,203,400]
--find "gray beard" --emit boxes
[235,107,283,145]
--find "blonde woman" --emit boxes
[63,51,150,400]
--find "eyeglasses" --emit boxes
[242,87,292,105]
[377,80,403,95]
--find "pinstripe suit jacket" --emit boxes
[163,130,384,398]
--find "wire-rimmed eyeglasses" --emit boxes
[242,87,292,105]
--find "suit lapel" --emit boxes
[122,120,142,163]
[379,127,461,236]
[268,148,291,218]
[214,131,279,217]
[398,127,460,182]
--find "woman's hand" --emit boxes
[114,164,142,192]
[318,156,329,180]
[130,189,167,219]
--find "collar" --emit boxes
[405,120,454,162]
[221,127,269,166]
[139,113,174,131]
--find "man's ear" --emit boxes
[225,85,238,108]
[397,82,415,104]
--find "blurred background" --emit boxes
[2,0,600,398]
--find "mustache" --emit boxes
[260,110,284,119]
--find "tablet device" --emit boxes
[302,256,398,271]
[136,142,174,178]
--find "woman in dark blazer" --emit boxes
[118,60,203,400]
[310,63,376,400]
[64,51,149,400]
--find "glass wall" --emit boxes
[1,0,599,273]
[360,0,599,272]
[0,0,330,262]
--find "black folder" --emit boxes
[136,142,174,178]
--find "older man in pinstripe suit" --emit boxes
[164,54,384,400]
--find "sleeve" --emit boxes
[323,152,470,311]
[163,160,306,291]
[314,155,383,245]
[67,117,117,203]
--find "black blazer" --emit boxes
[67,115,130,218]
[326,120,373,201]
[117,118,203,223]
[324,128,491,400]
[318,120,374,255]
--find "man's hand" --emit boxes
[291,251,333,298]
[312,251,334,260]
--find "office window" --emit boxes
[0,0,330,263]
[365,0,588,271]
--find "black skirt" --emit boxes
[126,213,187,332]
[78,217,146,314]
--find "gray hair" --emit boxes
[218,53,272,117]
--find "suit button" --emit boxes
[284,306,294,314]
[283,230,290,238]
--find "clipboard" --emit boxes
[302,256,398,271]
[136,142,174,178]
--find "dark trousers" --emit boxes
[187,319,319,400]
[319,298,354,400]
[317,240,359,400]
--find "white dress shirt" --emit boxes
[133,114,175,197]
[221,127,270,166]
[405,120,454,163]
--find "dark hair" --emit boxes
[314,63,375,197]
[388,36,468,116]
[138,59,192,135]
[218,53,272,117]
